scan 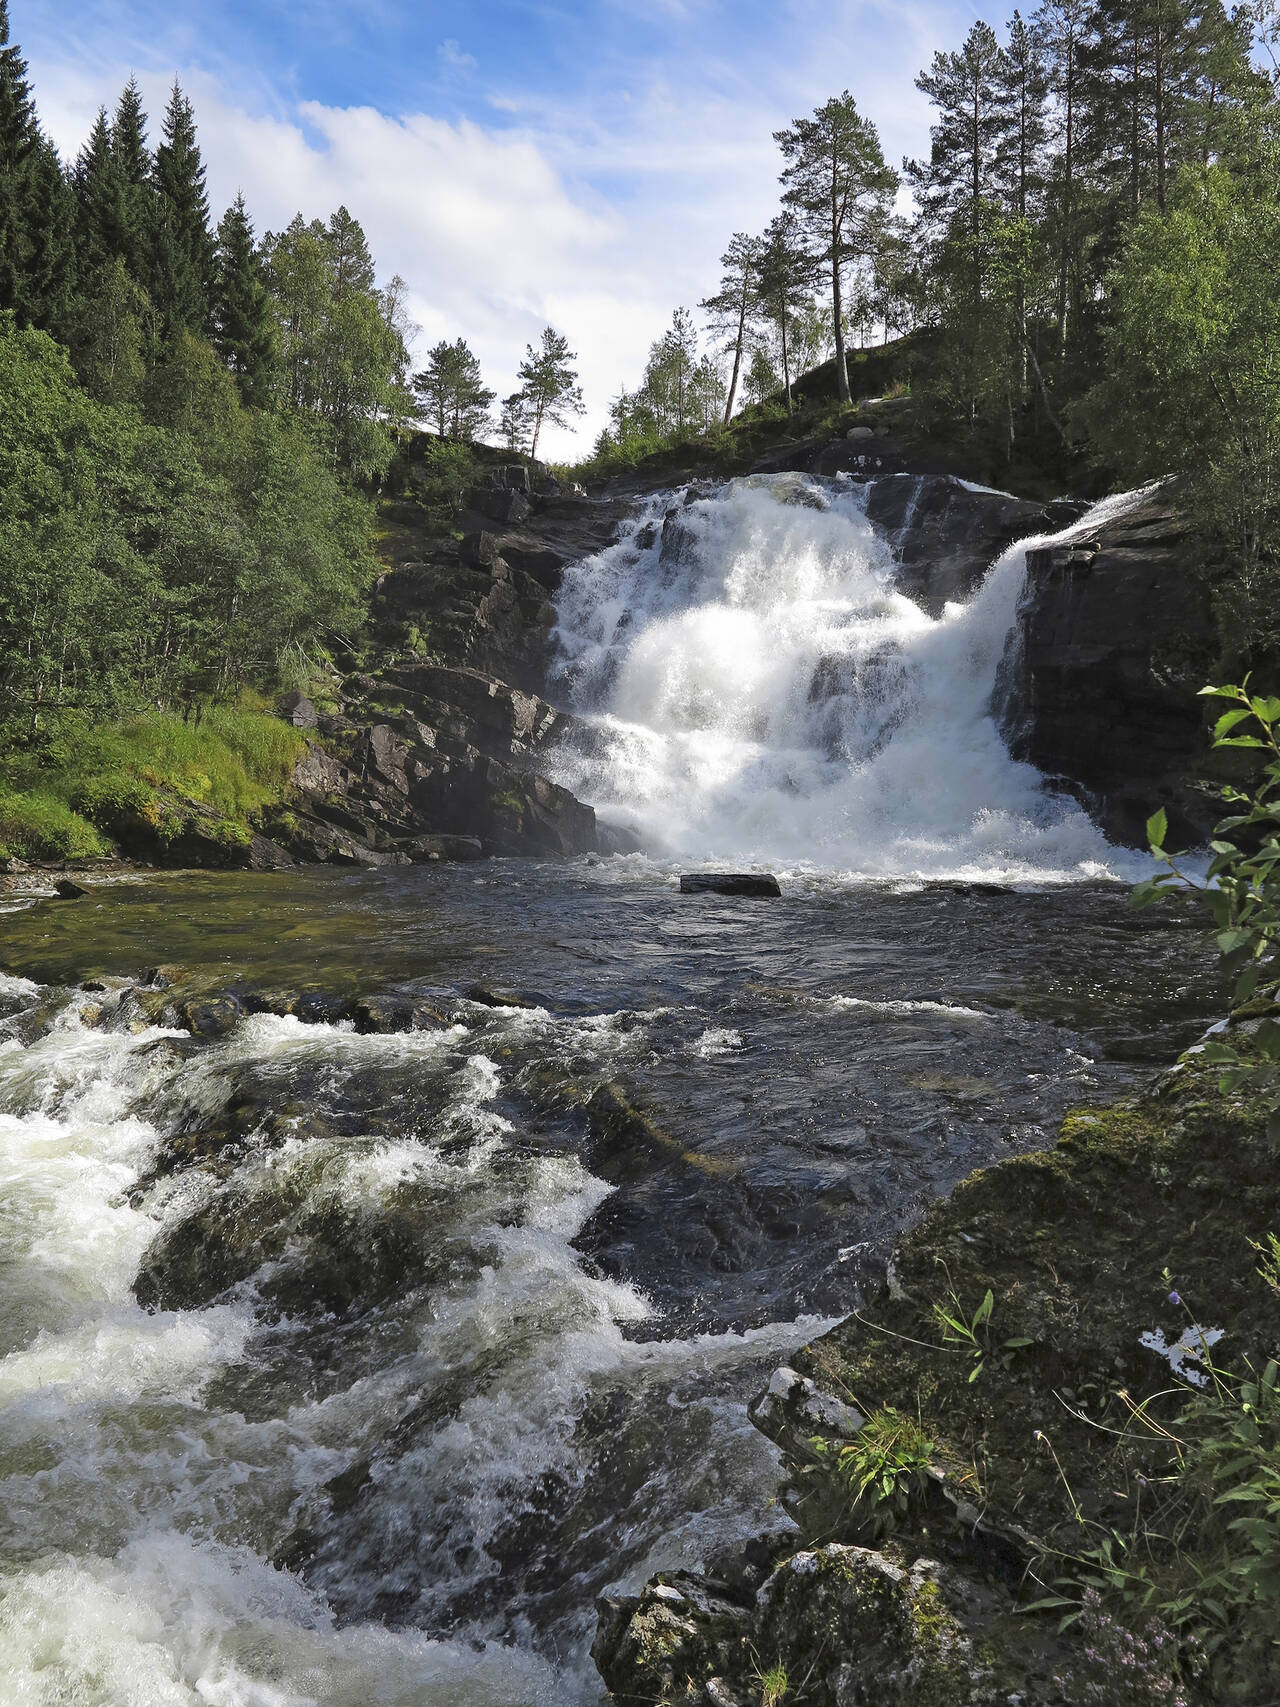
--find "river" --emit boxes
[0,474,1221,1703]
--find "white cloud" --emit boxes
[436,38,477,73]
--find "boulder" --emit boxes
[462,484,531,527]
[748,1365,865,1460]
[459,531,502,570]
[53,878,88,899]
[280,690,318,729]
[1000,489,1217,846]
[680,873,782,897]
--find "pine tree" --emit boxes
[909,22,1015,246]
[212,193,275,402]
[775,93,897,404]
[515,325,584,459]
[110,76,153,284]
[150,81,212,336]
[1034,0,1091,350]
[499,391,531,454]
[755,211,814,414]
[411,338,495,439]
[700,232,762,423]
[999,12,1050,216]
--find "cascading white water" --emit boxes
[549,474,1148,882]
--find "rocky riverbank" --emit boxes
[593,1023,1280,1705]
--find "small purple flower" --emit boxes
[1167,1291,1181,1305]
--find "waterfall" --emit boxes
[549,473,1147,882]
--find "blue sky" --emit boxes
[17,0,987,455]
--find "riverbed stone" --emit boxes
[680,873,782,897]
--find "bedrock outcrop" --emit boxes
[594,1030,1280,1705]
[998,488,1217,847]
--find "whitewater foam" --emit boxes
[550,475,1154,882]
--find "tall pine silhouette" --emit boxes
[150,81,212,337]
[110,76,154,285]
[213,192,275,402]
[0,1,75,329]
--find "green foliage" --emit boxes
[0,317,377,745]
[754,1660,789,1707]
[810,1407,935,1537]
[407,437,478,519]
[1136,681,1280,1118]
[932,1283,1034,1380]
[0,788,108,860]
[263,207,412,481]
[1031,1263,1280,1702]
[2,704,306,856]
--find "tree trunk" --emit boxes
[724,292,748,425]
[1057,53,1074,354]
[782,311,793,415]
[1154,19,1167,210]
[831,155,851,403]
[529,398,544,461]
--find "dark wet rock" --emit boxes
[464,982,547,1011]
[462,482,531,527]
[680,873,782,897]
[348,994,455,1034]
[748,1364,865,1461]
[598,822,644,856]
[53,878,88,899]
[862,473,1086,614]
[1000,489,1217,847]
[592,1573,753,1706]
[459,531,502,570]
[403,834,485,862]
[593,1547,1024,1707]
[178,994,244,1040]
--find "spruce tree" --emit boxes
[19,135,76,334]
[74,107,128,277]
[0,1,45,321]
[150,81,212,336]
[109,76,154,285]
[212,193,275,402]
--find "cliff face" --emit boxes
[999,489,1217,847]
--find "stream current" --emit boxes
[0,475,1223,1703]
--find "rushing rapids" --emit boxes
[550,472,1149,881]
[0,479,1221,1703]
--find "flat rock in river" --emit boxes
[679,873,781,897]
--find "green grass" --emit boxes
[0,789,109,861]
[1,703,308,860]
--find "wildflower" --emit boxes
[1167,1291,1181,1306]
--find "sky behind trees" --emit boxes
[21,0,988,455]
